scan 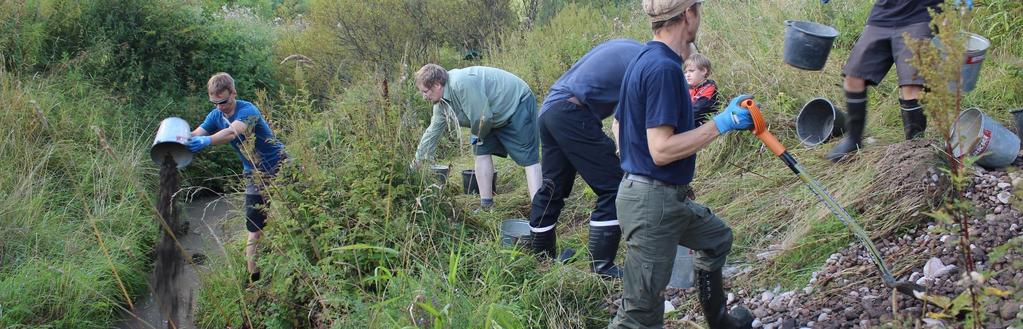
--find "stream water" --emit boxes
[117,195,239,329]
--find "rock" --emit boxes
[1013,177,1022,187]
[998,182,1011,188]
[1000,302,1020,320]
[998,191,1012,204]
[752,319,763,328]
[844,308,858,320]
[781,317,796,329]
[754,307,769,318]
[761,291,775,303]
[817,312,829,322]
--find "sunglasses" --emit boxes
[210,98,231,105]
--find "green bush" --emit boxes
[0,0,277,96]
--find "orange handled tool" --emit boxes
[741,99,786,156]
[738,98,928,301]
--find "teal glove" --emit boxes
[712,95,755,134]
[187,136,212,153]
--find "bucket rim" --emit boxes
[951,108,984,157]
[500,219,531,236]
[784,20,839,38]
[965,32,991,52]
[795,97,837,146]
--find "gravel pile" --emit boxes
[726,161,1023,328]
[609,149,1022,328]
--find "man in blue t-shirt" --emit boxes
[187,72,287,285]
[826,0,942,162]
[528,39,642,279]
[609,1,755,328]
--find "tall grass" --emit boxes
[0,69,155,327]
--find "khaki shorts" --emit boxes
[843,22,932,86]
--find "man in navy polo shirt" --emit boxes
[528,39,643,278]
[609,0,754,328]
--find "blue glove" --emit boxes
[469,134,480,146]
[712,95,755,134]
[187,136,212,153]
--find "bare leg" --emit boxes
[246,231,261,275]
[475,155,495,201]
[524,163,542,200]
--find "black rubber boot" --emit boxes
[588,225,623,278]
[530,230,557,260]
[899,98,927,140]
[826,90,868,162]
[697,269,753,329]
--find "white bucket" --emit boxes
[151,117,193,169]
[950,108,1020,169]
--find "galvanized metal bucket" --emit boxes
[667,246,694,288]
[151,117,193,169]
[950,108,1020,169]
[500,219,532,248]
[934,32,991,93]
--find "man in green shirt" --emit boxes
[412,64,543,209]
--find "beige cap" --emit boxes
[643,0,703,23]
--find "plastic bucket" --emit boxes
[796,98,847,146]
[500,219,532,248]
[950,108,1021,169]
[151,117,193,169]
[461,169,497,195]
[430,165,450,185]
[783,20,839,71]
[667,246,694,289]
[934,32,991,93]
[1010,109,1023,137]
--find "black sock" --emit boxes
[845,90,867,114]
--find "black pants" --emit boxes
[529,99,622,232]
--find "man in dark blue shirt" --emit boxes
[528,39,642,279]
[609,0,755,328]
[188,72,287,285]
[827,0,942,161]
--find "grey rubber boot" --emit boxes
[697,269,753,329]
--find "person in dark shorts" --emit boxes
[412,64,543,211]
[827,0,942,162]
[528,39,643,278]
[685,53,719,127]
[188,72,287,285]
[608,0,755,327]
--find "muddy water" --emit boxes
[118,195,240,329]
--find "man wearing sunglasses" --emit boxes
[188,72,287,286]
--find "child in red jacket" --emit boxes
[685,53,719,127]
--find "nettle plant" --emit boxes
[906,1,1012,327]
